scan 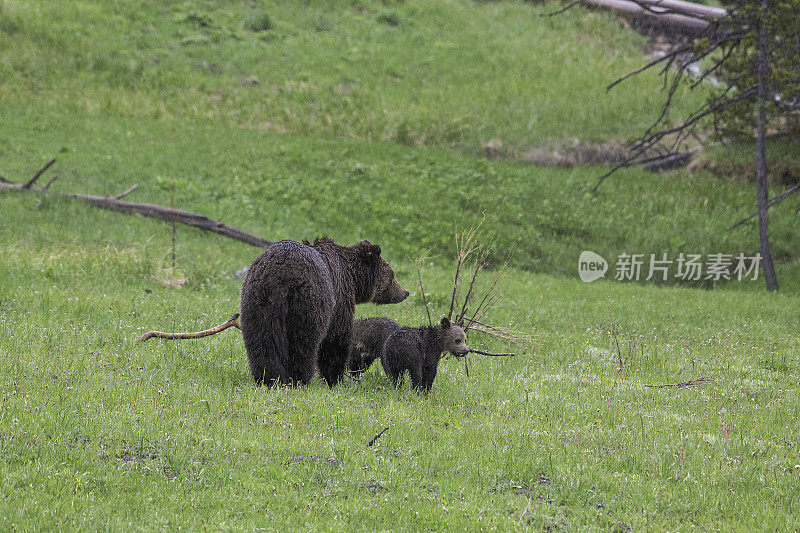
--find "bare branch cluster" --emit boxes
[443,222,536,351]
[590,0,800,191]
[593,20,754,190]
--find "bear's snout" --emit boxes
[372,279,409,304]
[386,279,409,303]
[393,281,410,302]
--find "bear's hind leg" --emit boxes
[283,326,321,386]
[318,335,349,388]
[241,303,290,386]
[253,358,291,387]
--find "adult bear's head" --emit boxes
[355,240,409,305]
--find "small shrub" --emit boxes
[313,17,332,33]
[243,10,273,32]
[377,11,401,26]
[184,10,215,28]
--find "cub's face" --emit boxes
[356,240,409,305]
[440,317,468,356]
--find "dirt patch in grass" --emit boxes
[359,479,388,493]
[483,139,630,167]
[287,455,343,466]
[492,474,554,500]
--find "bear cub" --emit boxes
[347,317,402,377]
[381,317,468,393]
[240,238,408,387]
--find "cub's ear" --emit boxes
[440,317,451,328]
[358,240,381,261]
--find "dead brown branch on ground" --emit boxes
[1,158,273,248]
[643,376,714,388]
[366,427,390,447]
[134,313,241,343]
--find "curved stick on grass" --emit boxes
[135,313,240,343]
[467,348,515,357]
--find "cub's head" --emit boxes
[355,240,409,305]
[439,317,468,356]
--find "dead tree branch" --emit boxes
[643,376,713,388]
[448,217,484,321]
[43,173,60,190]
[543,0,585,17]
[632,0,726,19]
[443,228,533,361]
[414,251,434,328]
[593,86,756,191]
[22,159,56,189]
[467,348,515,357]
[728,182,800,230]
[457,246,491,322]
[0,159,274,248]
[114,184,138,200]
[134,313,241,343]
[366,427,390,447]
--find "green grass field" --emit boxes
[1,0,799,530]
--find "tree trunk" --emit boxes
[756,1,779,291]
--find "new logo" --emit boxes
[578,251,607,282]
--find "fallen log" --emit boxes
[634,0,726,19]
[581,0,714,34]
[642,147,701,172]
[1,159,273,248]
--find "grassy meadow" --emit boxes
[1,0,799,530]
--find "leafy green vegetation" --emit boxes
[2,104,798,286]
[1,0,798,530]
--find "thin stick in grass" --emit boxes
[135,313,240,343]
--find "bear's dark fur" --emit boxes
[240,238,409,387]
[347,317,401,376]
[381,317,468,393]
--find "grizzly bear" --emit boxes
[347,317,402,377]
[240,238,409,387]
[381,317,468,394]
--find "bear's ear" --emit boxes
[358,240,381,261]
[440,317,451,328]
